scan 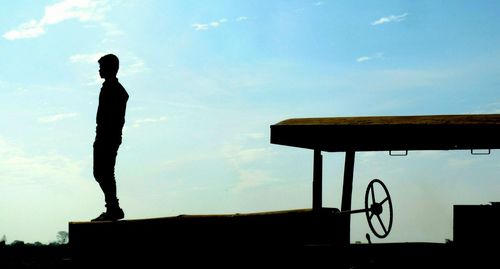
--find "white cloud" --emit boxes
[69,52,148,80]
[472,102,500,114]
[100,22,124,37]
[192,23,209,31]
[222,145,276,170]
[160,153,213,172]
[38,113,78,123]
[41,0,107,24]
[356,52,384,63]
[231,170,277,193]
[222,144,278,193]
[3,20,46,40]
[245,133,266,140]
[372,13,408,26]
[69,52,106,63]
[120,55,148,77]
[3,0,109,40]
[314,1,324,6]
[132,116,167,128]
[192,18,228,31]
[236,16,248,22]
[0,137,85,187]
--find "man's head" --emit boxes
[98,54,119,79]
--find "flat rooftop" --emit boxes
[270,114,500,152]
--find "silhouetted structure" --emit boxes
[270,114,500,243]
[92,54,129,221]
[454,202,500,246]
[69,114,500,267]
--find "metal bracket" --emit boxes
[389,150,408,156]
[471,149,491,155]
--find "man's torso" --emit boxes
[95,78,129,144]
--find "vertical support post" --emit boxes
[313,149,323,212]
[341,150,356,244]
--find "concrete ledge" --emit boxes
[69,208,346,263]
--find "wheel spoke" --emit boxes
[376,214,387,234]
[371,185,376,204]
[365,179,393,239]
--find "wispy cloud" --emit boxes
[223,146,274,168]
[120,54,148,77]
[192,23,209,31]
[210,21,222,28]
[69,52,106,63]
[244,133,266,140]
[356,52,384,63]
[69,52,148,82]
[372,13,408,26]
[472,102,500,114]
[231,170,277,193]
[191,18,228,31]
[0,136,85,187]
[3,0,109,40]
[132,116,167,128]
[38,113,78,123]
[222,144,278,193]
[192,17,249,30]
[314,1,324,6]
[100,21,124,37]
[3,20,45,40]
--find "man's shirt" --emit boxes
[95,77,129,144]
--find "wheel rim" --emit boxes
[364,179,393,238]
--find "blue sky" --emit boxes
[0,0,499,244]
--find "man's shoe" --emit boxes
[91,212,109,221]
[91,208,125,222]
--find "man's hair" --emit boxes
[98,54,119,76]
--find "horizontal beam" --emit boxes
[271,114,500,152]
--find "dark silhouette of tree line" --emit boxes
[0,231,68,246]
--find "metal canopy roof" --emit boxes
[270,114,500,152]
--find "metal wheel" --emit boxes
[364,179,393,238]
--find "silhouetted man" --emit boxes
[91,54,129,221]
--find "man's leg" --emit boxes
[93,143,123,220]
